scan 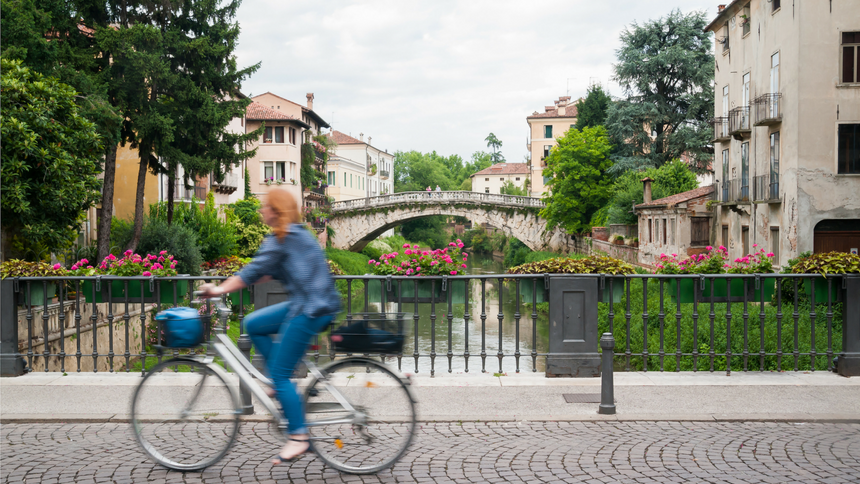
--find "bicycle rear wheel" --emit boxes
[304,358,417,474]
[130,358,240,471]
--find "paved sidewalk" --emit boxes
[3,421,859,483]
[2,370,859,422]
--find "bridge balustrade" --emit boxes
[330,191,545,212]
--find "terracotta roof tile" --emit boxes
[328,130,363,145]
[635,185,714,209]
[246,102,309,128]
[527,103,578,119]
[472,163,530,176]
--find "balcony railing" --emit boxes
[728,106,750,135]
[711,117,730,141]
[380,169,390,180]
[753,93,782,126]
[719,178,750,203]
[211,172,239,194]
[753,173,780,202]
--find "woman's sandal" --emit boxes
[271,438,310,464]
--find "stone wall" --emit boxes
[590,238,641,266]
[17,301,153,372]
[330,204,570,253]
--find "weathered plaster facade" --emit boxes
[707,0,860,266]
[525,96,578,197]
[635,186,714,266]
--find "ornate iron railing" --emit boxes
[753,93,782,126]
[753,174,780,202]
[729,106,751,134]
[719,178,750,203]
[2,274,856,376]
[711,117,730,141]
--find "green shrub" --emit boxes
[489,232,507,252]
[524,251,579,264]
[149,193,239,262]
[136,219,203,275]
[508,255,635,275]
[503,238,532,268]
[228,198,263,226]
[110,217,134,253]
[325,248,370,275]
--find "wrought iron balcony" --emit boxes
[711,117,730,142]
[753,174,780,202]
[718,178,750,203]
[728,106,750,136]
[380,169,390,180]
[753,93,782,126]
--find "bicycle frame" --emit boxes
[199,295,362,431]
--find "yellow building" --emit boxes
[525,96,578,197]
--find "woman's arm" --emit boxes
[199,275,272,297]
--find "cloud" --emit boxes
[236,0,716,162]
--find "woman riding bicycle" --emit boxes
[200,187,341,464]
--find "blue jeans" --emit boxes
[244,302,333,434]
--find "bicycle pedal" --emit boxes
[307,388,319,397]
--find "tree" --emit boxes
[500,180,527,196]
[459,178,472,191]
[574,84,612,130]
[2,0,123,263]
[1,59,104,259]
[605,160,699,225]
[540,126,614,233]
[485,132,504,164]
[605,9,714,174]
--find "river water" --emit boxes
[337,252,550,375]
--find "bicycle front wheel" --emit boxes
[304,358,417,474]
[130,358,240,471]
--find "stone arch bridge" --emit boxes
[328,191,570,252]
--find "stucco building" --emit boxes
[325,131,394,201]
[470,163,530,194]
[635,180,715,266]
[526,96,579,197]
[244,92,330,208]
[706,0,860,267]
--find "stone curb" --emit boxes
[3,414,859,424]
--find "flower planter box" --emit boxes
[16,283,57,307]
[666,277,775,304]
[81,279,190,304]
[803,277,842,303]
[229,289,252,306]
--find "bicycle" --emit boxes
[130,294,417,474]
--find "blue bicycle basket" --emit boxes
[155,307,204,348]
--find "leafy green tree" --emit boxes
[574,84,612,130]
[0,59,104,259]
[606,160,699,225]
[485,133,504,164]
[500,180,527,196]
[540,126,614,233]
[459,178,472,191]
[606,9,714,173]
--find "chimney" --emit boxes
[359,132,364,142]
[367,136,371,146]
[306,93,314,110]
[642,177,653,204]
[718,4,726,12]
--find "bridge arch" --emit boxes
[327,191,570,252]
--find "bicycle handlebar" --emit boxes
[191,291,231,313]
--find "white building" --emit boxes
[326,131,394,201]
[471,163,530,194]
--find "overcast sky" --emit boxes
[235,0,717,163]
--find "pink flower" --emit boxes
[87,266,93,269]
[766,252,774,258]
[107,254,116,261]
[403,243,410,248]
[456,239,462,244]
[406,269,413,275]
[152,263,163,270]
[724,264,731,268]
[458,243,464,248]
[71,265,79,271]
[124,249,133,256]
[376,262,381,266]
[463,257,468,262]
[80,259,89,265]
[753,244,758,248]
[431,261,438,265]
[449,242,455,247]
[461,264,467,268]
[412,244,419,249]
[671,253,677,257]
[100,264,107,269]
[415,267,421,271]
[450,271,457,275]
[660,253,666,258]
[142,271,152,277]
[706,246,713,251]
[423,251,430,256]
[157,256,165,263]
[159,250,167,255]
[656,264,664,269]
[368,260,376,265]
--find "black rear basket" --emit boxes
[329,313,407,354]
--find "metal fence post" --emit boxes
[1,279,25,376]
[599,333,616,415]
[546,276,600,377]
[838,275,860,377]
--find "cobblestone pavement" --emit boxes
[2,421,860,483]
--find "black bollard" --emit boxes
[598,333,616,415]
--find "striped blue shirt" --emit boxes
[237,225,341,319]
